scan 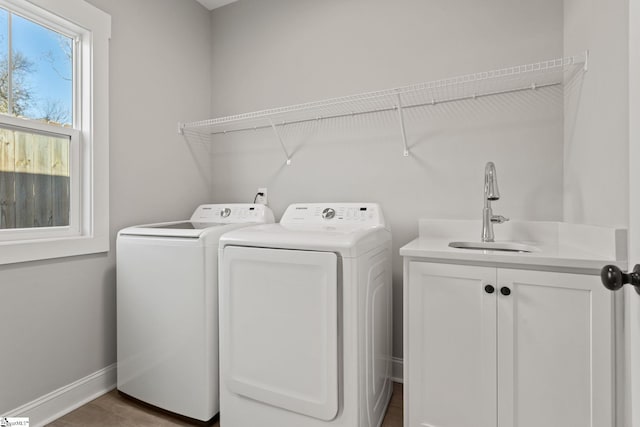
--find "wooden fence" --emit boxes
[0,128,70,229]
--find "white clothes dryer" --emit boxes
[116,203,274,422]
[219,203,393,427]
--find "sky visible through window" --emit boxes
[0,8,72,126]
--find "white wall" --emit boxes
[0,0,211,414]
[208,0,564,359]
[563,0,629,227]
[4,0,622,415]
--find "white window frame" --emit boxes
[0,0,110,264]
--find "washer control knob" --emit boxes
[322,208,336,220]
[221,207,231,218]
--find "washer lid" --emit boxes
[119,220,232,238]
[144,221,223,230]
[118,203,275,238]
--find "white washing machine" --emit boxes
[219,203,393,427]
[116,203,274,422]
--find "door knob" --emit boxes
[600,264,640,295]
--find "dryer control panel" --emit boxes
[280,203,385,227]
[190,204,275,224]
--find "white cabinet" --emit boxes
[404,261,614,427]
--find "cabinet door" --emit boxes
[497,269,614,427]
[406,262,497,427]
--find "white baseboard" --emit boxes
[2,363,117,427]
[391,357,403,383]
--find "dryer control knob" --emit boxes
[322,208,336,220]
[221,208,231,218]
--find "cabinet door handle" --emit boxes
[500,286,511,296]
[484,284,495,294]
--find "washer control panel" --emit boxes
[280,203,385,227]
[190,204,274,223]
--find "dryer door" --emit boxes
[221,246,339,421]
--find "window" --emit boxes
[0,0,110,264]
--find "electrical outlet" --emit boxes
[255,187,268,205]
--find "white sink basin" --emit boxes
[449,241,540,253]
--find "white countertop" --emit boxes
[400,219,627,274]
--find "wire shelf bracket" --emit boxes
[396,93,410,157]
[268,118,292,166]
[179,52,588,160]
[583,49,589,72]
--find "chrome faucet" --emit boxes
[482,162,509,242]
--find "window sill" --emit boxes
[0,234,109,265]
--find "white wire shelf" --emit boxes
[179,52,587,164]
